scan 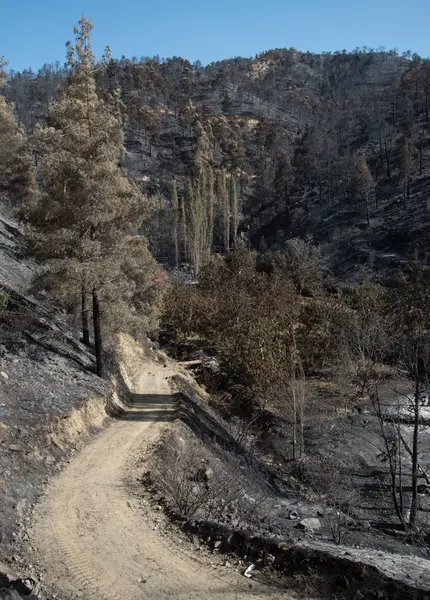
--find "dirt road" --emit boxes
[32,359,287,600]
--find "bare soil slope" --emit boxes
[0,207,108,563]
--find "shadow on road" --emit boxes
[111,392,177,422]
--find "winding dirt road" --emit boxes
[32,358,288,600]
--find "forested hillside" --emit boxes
[3,45,430,278]
[4,18,430,599]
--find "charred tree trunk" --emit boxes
[366,191,370,227]
[384,137,392,180]
[397,421,404,519]
[373,391,406,528]
[378,128,384,168]
[92,288,104,378]
[81,287,90,347]
[420,120,425,176]
[292,388,297,462]
[409,367,420,527]
[425,81,429,122]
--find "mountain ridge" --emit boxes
[3,47,430,279]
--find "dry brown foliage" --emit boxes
[164,248,301,407]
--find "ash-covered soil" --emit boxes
[145,371,430,599]
[0,207,108,597]
[303,404,430,546]
[2,201,430,599]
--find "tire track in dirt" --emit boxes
[31,361,286,600]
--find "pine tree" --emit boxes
[22,16,153,377]
[171,179,180,268]
[230,175,239,246]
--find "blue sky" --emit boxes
[3,0,429,72]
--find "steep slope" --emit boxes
[5,49,427,279]
[0,202,107,577]
[6,46,430,284]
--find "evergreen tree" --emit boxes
[22,16,154,377]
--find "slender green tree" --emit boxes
[183,177,206,275]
